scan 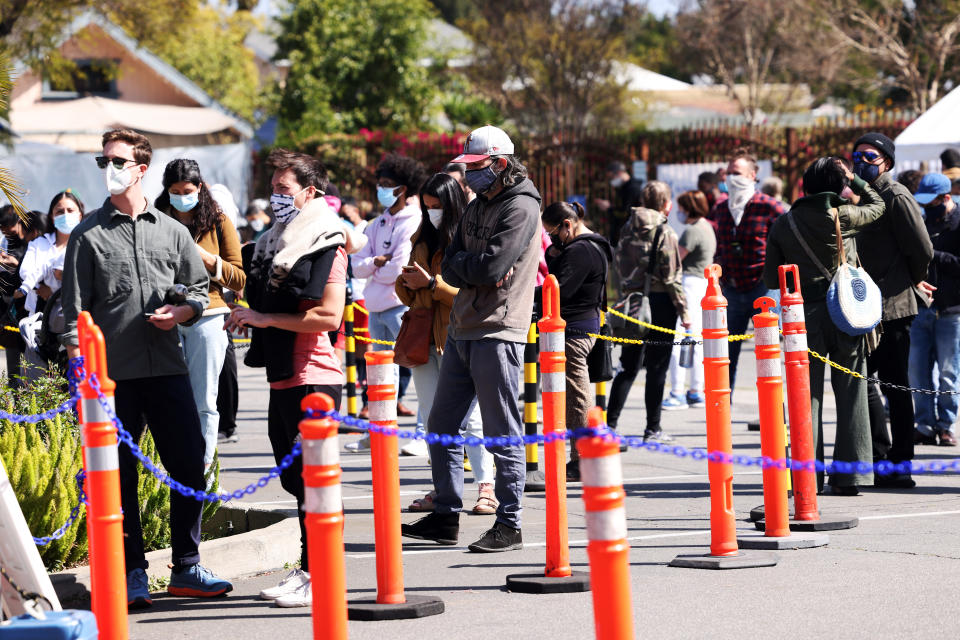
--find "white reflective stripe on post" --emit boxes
[703,338,728,359]
[783,333,807,353]
[782,304,804,324]
[703,309,727,329]
[754,326,779,346]
[367,400,396,422]
[304,484,342,515]
[540,331,564,354]
[81,397,115,424]
[585,506,627,542]
[85,444,119,472]
[580,455,623,489]
[302,437,339,467]
[756,358,781,379]
[367,364,396,387]
[542,371,565,394]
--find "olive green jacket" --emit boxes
[762,176,885,303]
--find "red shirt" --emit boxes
[270,247,348,390]
[711,192,784,292]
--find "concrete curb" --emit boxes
[52,506,300,604]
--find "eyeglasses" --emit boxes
[852,151,882,163]
[95,156,135,170]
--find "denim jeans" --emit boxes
[179,313,229,465]
[412,349,494,484]
[428,337,525,528]
[722,281,779,395]
[908,308,960,434]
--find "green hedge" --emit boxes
[0,370,219,571]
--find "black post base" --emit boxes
[669,551,779,570]
[347,595,444,621]
[505,571,591,594]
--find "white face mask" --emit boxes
[270,187,308,225]
[610,176,625,188]
[725,174,755,221]
[427,208,443,228]
[105,162,136,195]
[249,218,266,233]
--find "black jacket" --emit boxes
[925,204,960,314]
[542,233,612,324]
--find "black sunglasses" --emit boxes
[95,156,135,170]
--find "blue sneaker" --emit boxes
[686,391,706,408]
[167,564,233,598]
[662,393,688,411]
[126,568,152,609]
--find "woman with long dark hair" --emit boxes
[539,201,612,481]
[395,173,497,515]
[156,159,246,471]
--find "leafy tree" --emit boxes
[828,0,960,112]
[145,7,263,122]
[461,0,631,136]
[274,0,439,145]
[0,48,25,212]
[625,13,688,82]
[429,0,479,26]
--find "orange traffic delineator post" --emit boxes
[507,275,590,594]
[347,351,444,620]
[774,265,858,532]
[578,407,633,640]
[78,311,128,640]
[738,297,829,550]
[671,265,777,570]
[300,393,348,639]
[523,317,547,492]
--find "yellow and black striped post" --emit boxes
[341,290,364,434]
[524,318,546,492]
[595,311,608,422]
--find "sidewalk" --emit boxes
[111,346,960,638]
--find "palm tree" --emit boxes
[0,47,26,215]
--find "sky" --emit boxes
[252,0,680,19]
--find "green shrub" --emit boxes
[0,370,220,570]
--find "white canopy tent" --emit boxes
[894,85,960,173]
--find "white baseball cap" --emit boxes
[453,125,514,163]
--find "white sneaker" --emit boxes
[400,438,429,457]
[274,578,311,608]
[344,434,371,453]
[259,569,309,601]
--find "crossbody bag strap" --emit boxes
[786,211,832,280]
[830,207,846,268]
[643,224,664,296]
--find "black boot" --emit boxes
[401,512,459,545]
[467,521,523,553]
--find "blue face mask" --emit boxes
[53,211,81,234]
[377,185,399,209]
[465,165,501,195]
[169,191,199,212]
[853,161,880,183]
[718,180,728,194]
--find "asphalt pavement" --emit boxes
[89,344,960,639]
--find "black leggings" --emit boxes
[606,293,678,432]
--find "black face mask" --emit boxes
[925,203,947,220]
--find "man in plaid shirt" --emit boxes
[711,148,785,390]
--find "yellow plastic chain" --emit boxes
[353,334,397,346]
[604,306,754,341]
[806,347,867,380]
[2,325,19,334]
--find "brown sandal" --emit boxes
[408,490,437,512]
[472,484,498,515]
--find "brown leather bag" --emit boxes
[393,307,433,368]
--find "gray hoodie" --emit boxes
[442,177,542,343]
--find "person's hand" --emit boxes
[836,159,855,182]
[918,281,937,297]
[12,289,24,299]
[682,320,692,330]
[224,304,247,337]
[196,245,218,272]
[36,284,53,300]
[496,267,514,288]
[147,304,193,331]
[227,304,271,332]
[0,251,18,270]
[373,254,392,268]
[401,262,432,289]
[595,198,611,212]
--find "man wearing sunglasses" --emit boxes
[851,133,934,489]
[61,129,232,608]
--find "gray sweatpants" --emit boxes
[428,336,526,528]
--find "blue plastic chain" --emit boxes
[316,409,960,478]
[88,374,298,504]
[32,470,88,546]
